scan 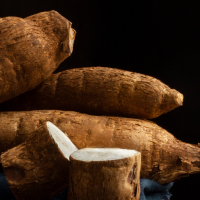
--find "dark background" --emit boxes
[1,0,200,199]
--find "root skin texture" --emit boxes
[0,110,199,184]
[0,67,183,119]
[68,148,141,200]
[0,10,75,103]
[1,121,73,200]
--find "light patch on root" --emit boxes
[46,121,78,160]
[174,91,183,106]
[71,148,138,161]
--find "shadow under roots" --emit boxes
[0,164,3,173]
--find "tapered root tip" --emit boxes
[174,91,184,106]
[69,28,76,55]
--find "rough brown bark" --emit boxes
[0,10,75,103]
[68,148,141,200]
[0,121,71,200]
[0,110,199,184]
[0,67,183,119]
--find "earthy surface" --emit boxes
[0,110,199,184]
[0,10,75,103]
[1,122,70,200]
[68,148,141,200]
[0,67,183,119]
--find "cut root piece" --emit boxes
[47,121,78,160]
[68,148,141,200]
[1,121,77,200]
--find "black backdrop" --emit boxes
[1,1,200,199]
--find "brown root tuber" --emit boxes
[1,121,77,200]
[0,67,183,119]
[68,148,141,200]
[0,10,75,103]
[0,110,199,184]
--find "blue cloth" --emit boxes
[0,173,16,200]
[140,179,173,200]
[0,173,173,200]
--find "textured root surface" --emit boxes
[1,121,72,200]
[0,10,75,103]
[0,110,199,184]
[0,67,183,119]
[68,148,141,200]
